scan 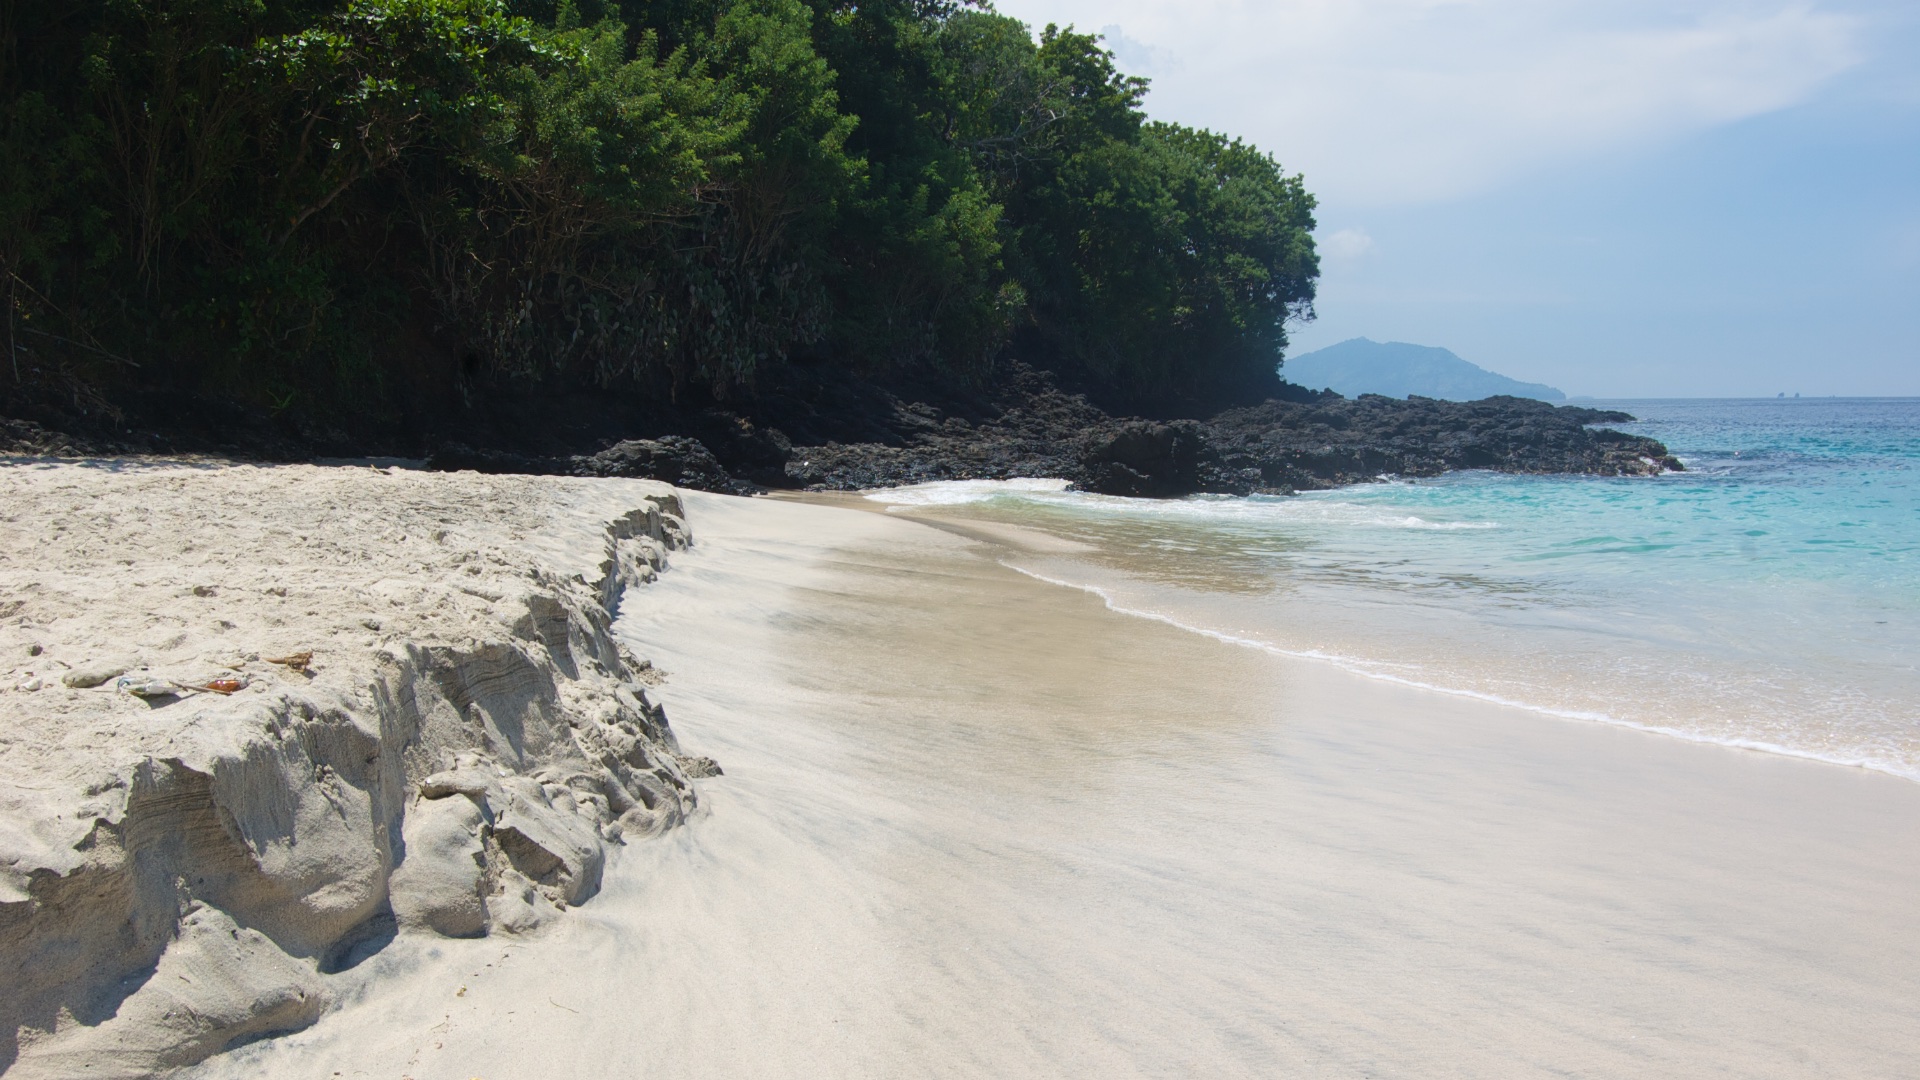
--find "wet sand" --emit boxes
[199,491,1920,1079]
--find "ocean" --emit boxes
[869,398,1920,781]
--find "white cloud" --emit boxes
[995,1,1865,205]
[1097,24,1178,75]
[1320,227,1376,265]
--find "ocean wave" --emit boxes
[863,478,1073,506]
[864,478,1503,532]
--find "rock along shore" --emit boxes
[3,361,1682,500]
[425,363,1686,497]
[0,465,716,1077]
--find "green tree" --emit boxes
[990,27,1317,413]
[0,0,1318,432]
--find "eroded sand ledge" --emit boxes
[0,463,717,1076]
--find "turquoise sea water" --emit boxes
[870,398,1920,780]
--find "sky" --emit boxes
[991,0,1920,397]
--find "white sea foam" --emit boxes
[863,477,1072,506]
[864,478,1501,531]
[1001,561,1920,784]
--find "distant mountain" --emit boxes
[1282,338,1565,402]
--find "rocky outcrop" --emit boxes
[1198,394,1684,494]
[10,354,1680,501]
[1077,420,1219,499]
[773,371,1681,498]
[425,437,747,494]
[573,436,737,492]
[404,362,1681,499]
[0,467,714,1076]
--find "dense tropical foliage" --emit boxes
[0,0,1317,426]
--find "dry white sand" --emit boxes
[182,490,1920,1079]
[1,461,714,1077]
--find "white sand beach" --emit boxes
[3,466,1916,1077]
[0,462,709,1077]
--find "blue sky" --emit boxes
[992,0,1920,397]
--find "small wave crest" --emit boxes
[864,479,1502,532]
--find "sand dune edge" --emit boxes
[0,465,718,1077]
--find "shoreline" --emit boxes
[804,488,1920,786]
[200,486,1920,1078]
[1001,558,1920,785]
[3,464,1915,1076]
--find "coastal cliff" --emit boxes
[0,466,715,1076]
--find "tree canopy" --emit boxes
[0,0,1317,425]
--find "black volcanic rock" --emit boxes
[688,410,794,486]
[10,354,1678,499]
[427,436,751,494]
[778,362,1116,489]
[775,369,1681,497]
[572,437,737,491]
[1080,420,1223,498]
[1202,394,1682,493]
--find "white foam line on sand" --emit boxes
[1000,560,1920,784]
